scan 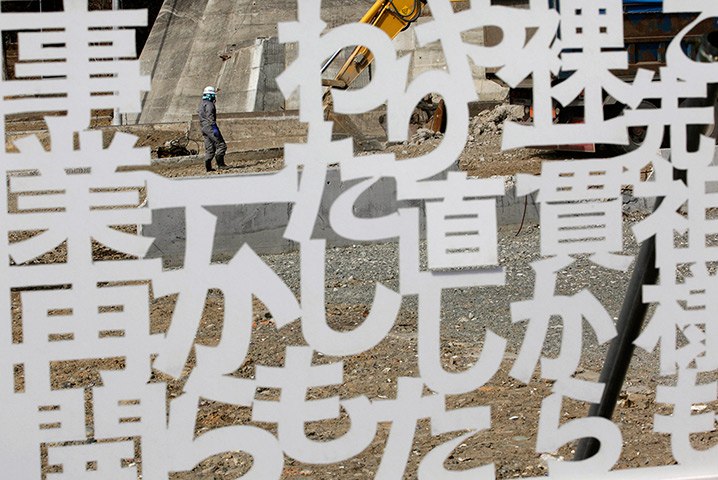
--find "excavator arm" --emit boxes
[322,0,467,129]
[321,0,425,93]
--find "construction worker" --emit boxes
[198,86,229,172]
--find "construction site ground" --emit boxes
[148,105,563,179]
[8,105,709,478]
[5,106,564,179]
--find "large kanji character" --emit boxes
[0,0,148,132]
[7,120,153,266]
[518,158,632,270]
[422,172,502,270]
[502,0,639,149]
[635,142,718,374]
[0,280,161,478]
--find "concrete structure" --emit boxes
[142,142,670,269]
[131,0,516,125]
[188,110,307,151]
[133,0,380,123]
[142,168,542,267]
[126,0,536,268]
[141,162,665,268]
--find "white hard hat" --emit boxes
[203,86,216,95]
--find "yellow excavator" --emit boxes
[321,0,467,134]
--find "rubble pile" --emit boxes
[411,127,443,144]
[469,104,524,137]
[393,104,524,150]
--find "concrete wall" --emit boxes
[188,110,307,151]
[255,37,287,111]
[133,0,379,124]
[390,17,508,102]
[142,168,541,267]
[132,0,513,124]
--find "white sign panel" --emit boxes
[2,0,718,479]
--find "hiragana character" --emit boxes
[252,346,376,463]
[654,367,718,464]
[510,256,617,402]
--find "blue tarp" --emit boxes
[624,7,663,13]
[550,1,664,14]
[623,0,662,13]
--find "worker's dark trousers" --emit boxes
[203,130,227,163]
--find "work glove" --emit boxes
[212,125,221,138]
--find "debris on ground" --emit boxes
[156,138,198,158]
[5,104,688,479]
[411,127,443,144]
[470,104,525,136]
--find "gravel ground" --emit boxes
[27,209,678,479]
[261,214,657,368]
[234,210,677,479]
[9,105,705,478]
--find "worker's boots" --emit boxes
[205,159,216,172]
[216,155,230,170]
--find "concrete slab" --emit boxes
[150,146,283,167]
[188,110,307,151]
[141,167,544,267]
[144,143,697,268]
